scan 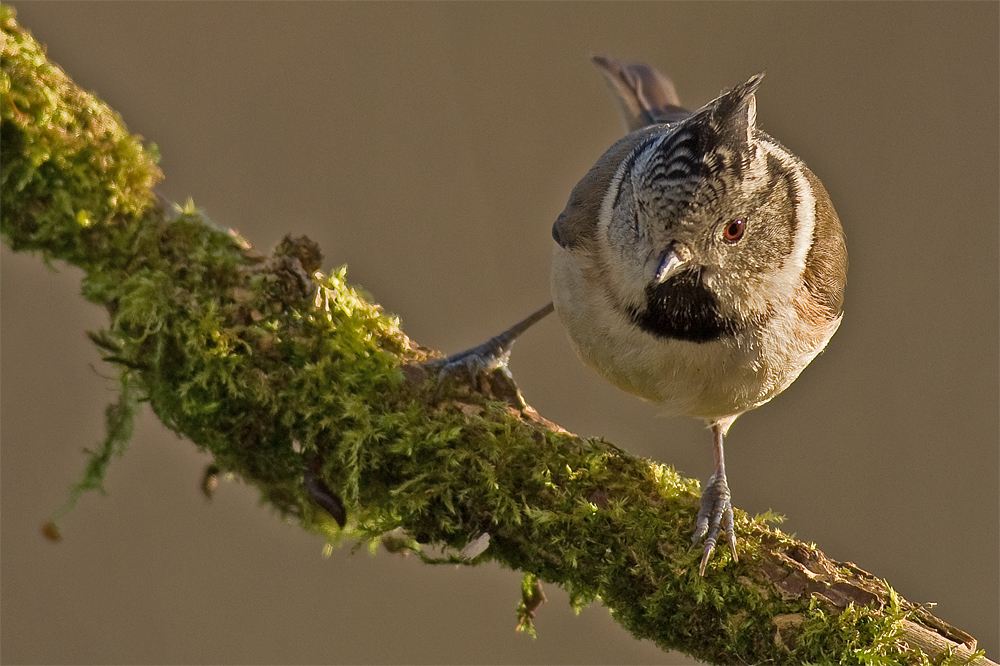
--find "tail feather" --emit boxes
[590,54,691,131]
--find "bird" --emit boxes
[430,55,847,575]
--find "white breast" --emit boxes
[550,243,836,426]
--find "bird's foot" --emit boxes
[424,336,513,396]
[423,303,554,398]
[691,471,737,575]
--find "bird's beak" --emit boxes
[654,242,692,284]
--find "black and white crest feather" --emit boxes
[619,73,765,230]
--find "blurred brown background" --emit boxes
[2,3,997,664]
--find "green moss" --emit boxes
[45,370,140,536]
[0,7,971,664]
[1,5,161,266]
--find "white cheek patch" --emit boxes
[759,139,816,290]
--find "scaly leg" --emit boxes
[425,302,554,393]
[691,424,738,575]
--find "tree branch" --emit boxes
[1,8,992,664]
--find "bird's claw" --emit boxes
[422,303,554,400]
[691,472,737,575]
[424,337,512,397]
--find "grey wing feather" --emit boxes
[591,54,691,131]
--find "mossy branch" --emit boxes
[1,8,992,665]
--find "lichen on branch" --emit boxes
[1,7,990,665]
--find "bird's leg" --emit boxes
[425,302,554,393]
[691,424,738,575]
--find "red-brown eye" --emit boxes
[723,218,745,243]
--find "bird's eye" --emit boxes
[723,218,745,243]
